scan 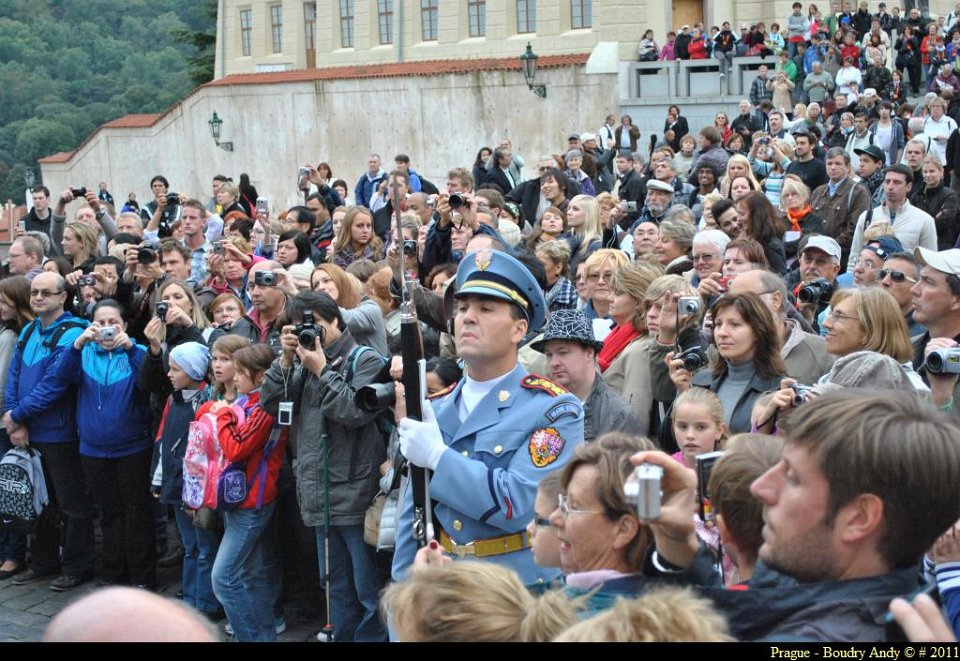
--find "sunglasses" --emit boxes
[878,269,917,284]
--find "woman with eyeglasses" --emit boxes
[668,293,786,434]
[580,249,629,325]
[549,433,660,616]
[820,287,926,389]
[780,178,822,262]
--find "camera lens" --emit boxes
[298,328,318,349]
[356,383,397,411]
[137,248,156,264]
[449,193,465,209]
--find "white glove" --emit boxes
[398,399,447,471]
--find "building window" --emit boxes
[240,9,252,56]
[517,0,536,34]
[270,4,283,53]
[304,3,316,50]
[468,0,486,37]
[421,0,439,41]
[304,3,316,67]
[571,0,592,29]
[340,0,355,47]
[378,0,393,45]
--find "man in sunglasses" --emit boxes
[877,251,926,340]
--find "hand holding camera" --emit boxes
[627,450,700,569]
[665,351,694,393]
[279,325,300,365]
[295,314,327,377]
[143,317,164,355]
[697,272,726,299]
[752,377,808,434]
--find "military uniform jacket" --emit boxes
[391,364,585,584]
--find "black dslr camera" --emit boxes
[798,278,833,305]
[448,192,467,209]
[164,192,180,206]
[676,346,708,371]
[137,245,158,264]
[403,239,417,255]
[295,311,323,349]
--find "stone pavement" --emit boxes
[0,522,329,642]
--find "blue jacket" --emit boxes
[354,170,387,208]
[392,364,585,585]
[59,343,153,458]
[4,313,87,443]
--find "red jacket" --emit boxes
[688,38,708,60]
[840,44,860,63]
[216,390,287,509]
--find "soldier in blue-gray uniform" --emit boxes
[392,249,585,585]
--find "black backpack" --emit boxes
[17,319,86,354]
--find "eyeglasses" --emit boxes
[826,309,859,323]
[586,271,616,282]
[30,289,63,299]
[533,518,552,528]
[557,493,604,517]
[878,269,917,284]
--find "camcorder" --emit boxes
[924,348,960,375]
[624,463,663,521]
[254,270,277,287]
[798,278,833,305]
[295,311,323,349]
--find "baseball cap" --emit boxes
[915,247,960,277]
[854,144,885,163]
[802,235,842,260]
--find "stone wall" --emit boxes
[40,64,617,215]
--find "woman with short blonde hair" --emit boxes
[382,562,581,642]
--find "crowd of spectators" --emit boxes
[7,4,960,640]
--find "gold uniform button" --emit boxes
[461,450,469,457]
[493,445,503,454]
[453,520,463,531]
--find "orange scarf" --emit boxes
[785,205,811,233]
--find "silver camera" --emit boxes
[677,296,701,316]
[925,348,960,375]
[99,327,116,341]
[623,463,663,521]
